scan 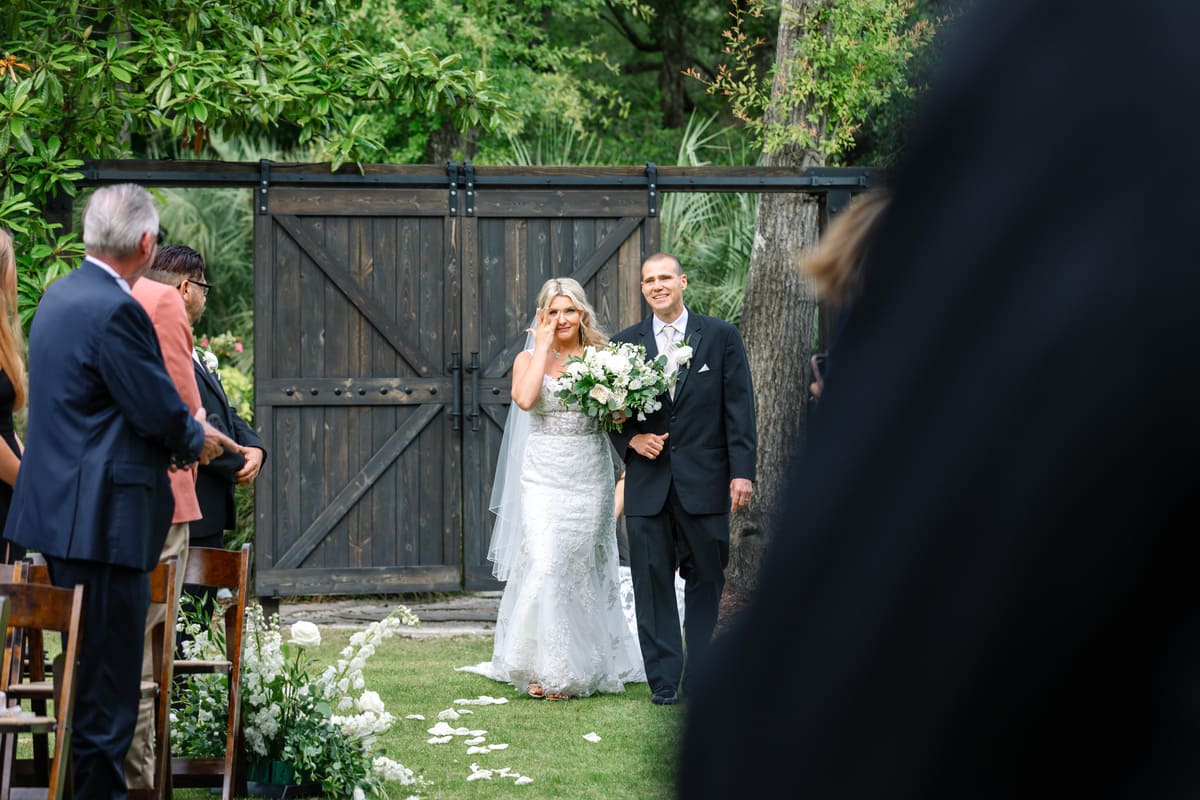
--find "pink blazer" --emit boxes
[131,278,202,524]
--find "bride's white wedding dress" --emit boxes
[460,376,645,697]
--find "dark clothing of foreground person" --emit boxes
[680,2,1200,797]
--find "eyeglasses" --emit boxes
[156,231,164,246]
[188,278,213,297]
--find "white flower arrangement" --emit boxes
[173,598,421,798]
[553,341,671,431]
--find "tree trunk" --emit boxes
[726,1,825,593]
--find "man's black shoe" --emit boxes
[651,688,679,705]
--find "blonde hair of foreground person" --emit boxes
[0,228,26,410]
[797,189,891,308]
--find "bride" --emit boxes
[459,278,645,699]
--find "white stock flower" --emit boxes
[353,787,366,800]
[289,620,321,648]
[358,691,385,714]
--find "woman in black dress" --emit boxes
[0,228,27,562]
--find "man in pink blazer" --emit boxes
[126,271,206,793]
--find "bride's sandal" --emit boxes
[527,681,545,699]
[545,692,572,701]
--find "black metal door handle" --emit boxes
[467,352,481,431]
[449,353,462,431]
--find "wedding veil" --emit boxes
[486,323,535,581]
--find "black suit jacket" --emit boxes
[680,1,1200,797]
[4,261,205,570]
[191,357,266,539]
[609,311,756,521]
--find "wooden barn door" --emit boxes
[254,187,462,596]
[460,188,658,590]
[254,176,656,596]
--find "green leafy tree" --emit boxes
[1,0,511,315]
[691,0,936,590]
[346,0,654,163]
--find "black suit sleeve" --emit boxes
[720,323,756,481]
[97,300,204,461]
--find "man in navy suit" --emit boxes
[4,184,235,799]
[146,245,266,552]
[610,253,756,705]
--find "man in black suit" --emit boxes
[146,245,266,551]
[680,1,1200,797]
[4,184,234,799]
[610,253,756,706]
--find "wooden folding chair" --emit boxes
[0,580,85,800]
[170,545,250,800]
[130,558,178,800]
[7,559,177,800]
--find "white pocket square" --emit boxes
[698,363,711,373]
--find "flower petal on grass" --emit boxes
[426,735,453,744]
[457,708,474,715]
[582,732,602,743]
[467,771,492,781]
[469,729,487,736]
[467,746,490,755]
[437,708,461,721]
[515,776,534,785]
[488,743,509,751]
[465,736,486,746]
[455,696,509,705]
[405,714,426,720]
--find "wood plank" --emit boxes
[276,214,434,376]
[269,188,449,216]
[256,566,461,596]
[473,190,647,218]
[299,219,327,567]
[325,216,352,570]
[258,377,453,403]
[274,404,441,569]
[253,210,277,577]
[371,217,400,568]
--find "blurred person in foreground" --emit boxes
[0,227,26,562]
[800,188,890,401]
[680,1,1200,797]
[4,183,235,799]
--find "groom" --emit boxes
[610,252,757,705]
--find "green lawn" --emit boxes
[176,629,683,800]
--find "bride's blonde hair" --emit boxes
[536,277,608,348]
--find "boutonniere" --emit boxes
[672,337,693,370]
[201,349,219,373]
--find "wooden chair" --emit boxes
[6,559,177,800]
[0,580,85,800]
[170,545,250,800]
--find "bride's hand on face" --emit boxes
[528,307,557,352]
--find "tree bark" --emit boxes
[726,1,825,592]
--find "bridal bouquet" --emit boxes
[553,341,673,432]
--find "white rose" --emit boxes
[359,690,386,714]
[589,384,612,404]
[672,345,693,367]
[201,349,219,372]
[289,620,321,648]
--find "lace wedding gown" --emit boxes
[460,376,645,697]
